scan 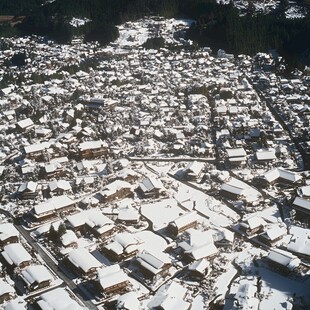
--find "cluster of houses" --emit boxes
[0,16,309,309]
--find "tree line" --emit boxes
[0,0,309,67]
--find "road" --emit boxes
[13,222,97,310]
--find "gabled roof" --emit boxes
[67,248,102,273]
[267,248,300,270]
[2,243,32,266]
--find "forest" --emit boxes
[0,0,309,67]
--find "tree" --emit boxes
[57,223,67,237]
[48,225,58,242]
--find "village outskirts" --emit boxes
[0,15,309,310]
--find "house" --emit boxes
[23,142,50,160]
[2,243,32,269]
[37,288,83,310]
[178,229,218,262]
[137,176,164,198]
[267,248,300,272]
[17,181,38,199]
[147,281,190,310]
[48,179,71,195]
[0,279,15,304]
[292,197,310,217]
[31,195,75,223]
[136,251,172,280]
[99,180,133,202]
[117,206,140,225]
[0,223,19,248]
[21,265,54,291]
[226,147,247,166]
[188,258,209,280]
[234,282,259,310]
[60,230,78,249]
[167,211,198,237]
[255,149,277,163]
[183,161,205,180]
[66,209,114,238]
[102,232,143,262]
[96,265,129,295]
[262,167,302,185]
[78,140,108,159]
[66,248,102,278]
[239,216,267,236]
[41,162,63,179]
[258,226,286,246]
[16,118,34,132]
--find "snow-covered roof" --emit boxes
[184,161,205,176]
[147,281,190,310]
[264,167,302,183]
[21,265,53,286]
[38,288,83,310]
[170,211,198,230]
[61,230,78,247]
[98,264,129,289]
[16,118,34,129]
[78,140,107,151]
[24,142,50,154]
[2,243,32,267]
[267,248,300,270]
[34,195,74,215]
[226,148,246,158]
[4,300,27,310]
[18,181,37,193]
[256,149,276,161]
[139,176,164,192]
[0,223,19,242]
[67,248,102,273]
[293,197,310,212]
[48,179,71,192]
[0,279,14,296]
[137,251,171,275]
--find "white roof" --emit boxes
[0,223,19,241]
[226,148,246,158]
[117,292,140,310]
[137,251,171,275]
[118,207,140,222]
[256,149,276,161]
[2,243,32,267]
[98,265,129,289]
[242,216,267,230]
[5,300,27,310]
[18,181,37,193]
[34,195,74,215]
[293,197,310,211]
[21,265,53,285]
[268,248,300,270]
[185,242,218,260]
[300,185,310,197]
[264,226,286,241]
[264,167,302,183]
[38,288,83,310]
[49,180,71,192]
[67,248,102,273]
[16,118,34,129]
[185,161,205,176]
[170,211,198,230]
[61,230,78,247]
[24,142,50,154]
[101,180,132,197]
[0,279,14,296]
[139,176,164,193]
[67,209,113,232]
[78,140,107,151]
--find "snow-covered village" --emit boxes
[0,14,309,310]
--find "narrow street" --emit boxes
[13,223,97,310]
